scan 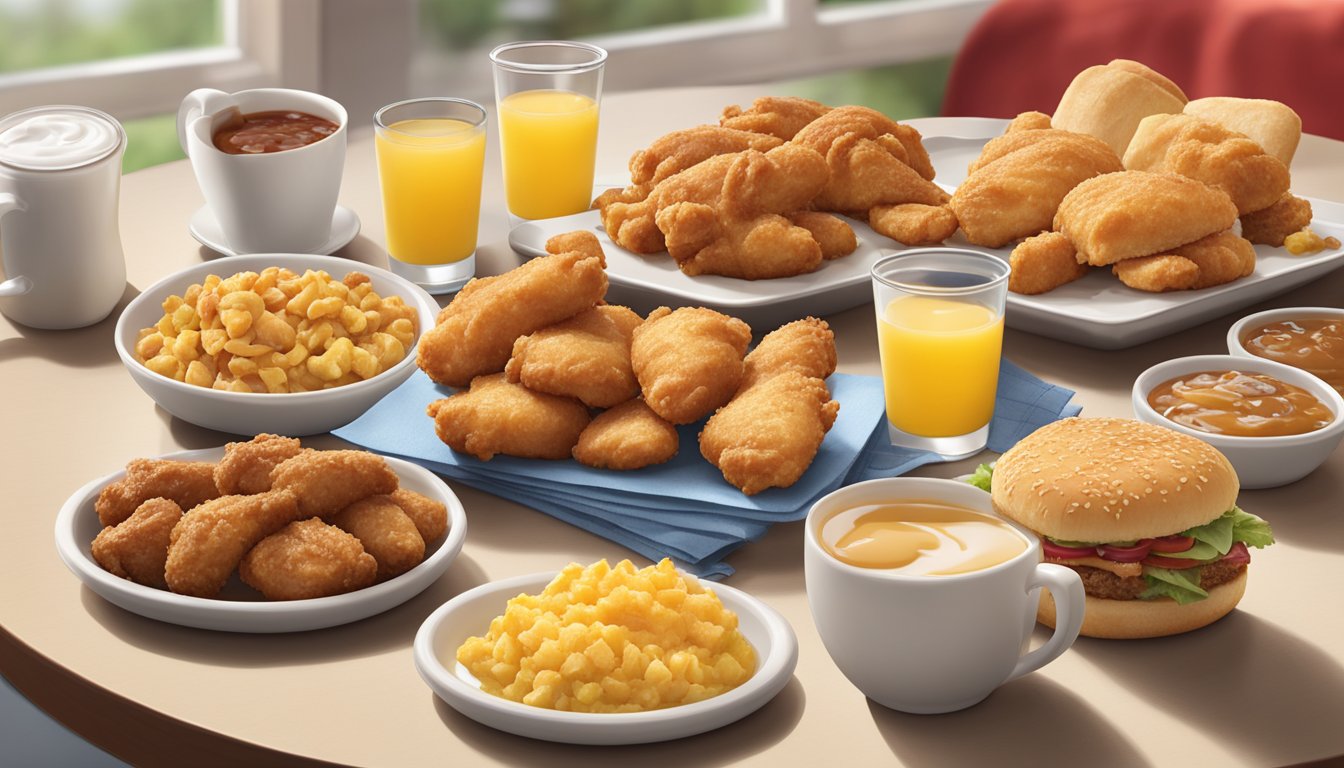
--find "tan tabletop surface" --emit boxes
[3,85,1343,768]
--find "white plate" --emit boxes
[510,116,1344,347]
[414,572,798,745]
[190,204,361,256]
[55,447,468,633]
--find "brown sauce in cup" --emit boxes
[1147,370,1334,437]
[1241,318,1344,395]
[213,111,338,155]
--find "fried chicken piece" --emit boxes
[416,233,608,388]
[427,373,591,461]
[700,372,839,495]
[951,130,1122,248]
[572,400,680,471]
[719,96,832,140]
[1113,231,1256,292]
[1123,114,1291,215]
[239,518,377,600]
[213,434,302,495]
[388,488,448,543]
[95,459,220,527]
[658,209,825,279]
[1009,232,1089,295]
[792,106,946,213]
[1006,111,1053,133]
[869,203,959,246]
[631,307,752,424]
[593,126,785,210]
[91,498,183,589]
[740,317,837,391]
[269,450,400,519]
[1055,171,1238,266]
[164,489,303,598]
[330,496,425,581]
[1240,193,1313,246]
[506,305,643,408]
[788,211,858,260]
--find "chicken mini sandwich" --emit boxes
[971,417,1274,639]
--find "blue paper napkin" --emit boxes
[334,361,1080,577]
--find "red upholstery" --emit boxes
[942,0,1344,140]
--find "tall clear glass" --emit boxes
[374,97,486,294]
[489,40,606,220]
[871,249,1011,459]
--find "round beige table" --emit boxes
[3,86,1342,768]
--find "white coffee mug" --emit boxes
[177,88,347,254]
[0,105,127,330]
[804,477,1085,714]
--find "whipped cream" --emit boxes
[0,106,122,170]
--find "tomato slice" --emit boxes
[1147,535,1196,553]
[1142,553,1204,569]
[1042,539,1096,559]
[1098,542,1151,562]
[1221,541,1251,566]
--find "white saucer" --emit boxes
[189,205,361,256]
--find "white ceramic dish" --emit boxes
[414,571,798,745]
[511,116,1344,346]
[1131,354,1344,489]
[114,253,439,436]
[1226,306,1344,372]
[189,204,361,257]
[55,447,468,633]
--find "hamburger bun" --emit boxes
[1038,570,1247,639]
[1183,96,1302,168]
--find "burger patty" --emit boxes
[1071,560,1247,601]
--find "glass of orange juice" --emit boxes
[871,249,1010,458]
[489,41,606,220]
[374,97,486,294]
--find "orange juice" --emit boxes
[498,89,599,219]
[879,295,1003,437]
[375,117,485,265]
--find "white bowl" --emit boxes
[1227,305,1344,374]
[1132,354,1344,489]
[115,253,439,436]
[55,446,467,633]
[414,571,798,745]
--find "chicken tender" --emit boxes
[1113,231,1255,292]
[389,488,448,543]
[700,372,839,495]
[1008,231,1089,295]
[416,233,608,388]
[659,209,825,279]
[572,400,680,471]
[740,317,837,390]
[593,126,785,210]
[1112,254,1200,292]
[788,211,858,260]
[239,518,377,600]
[505,305,643,408]
[330,496,425,581]
[719,96,832,140]
[164,489,303,598]
[1006,111,1052,133]
[792,107,946,213]
[869,203,958,246]
[91,498,183,589]
[269,450,400,519]
[427,373,591,461]
[1240,193,1313,246]
[95,459,220,527]
[213,433,302,495]
[631,307,752,424]
[1055,171,1238,266]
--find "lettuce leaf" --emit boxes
[1229,506,1275,548]
[1183,514,1234,555]
[968,463,994,492]
[1141,567,1208,605]
[1148,540,1221,561]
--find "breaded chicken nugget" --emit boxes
[427,373,591,461]
[740,317,837,390]
[700,372,839,495]
[1241,193,1313,246]
[719,96,831,141]
[631,307,752,424]
[213,433,302,495]
[269,450,400,519]
[572,400,680,471]
[239,518,377,600]
[788,211,858,260]
[1009,231,1089,295]
[505,305,643,408]
[1112,231,1255,292]
[659,210,825,279]
[593,126,785,210]
[1006,111,1053,133]
[330,497,425,581]
[869,203,959,246]
[416,234,608,388]
[92,498,183,589]
[388,488,448,543]
[1112,254,1200,292]
[95,459,220,527]
[792,108,947,212]
[164,490,302,598]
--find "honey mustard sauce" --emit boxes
[820,501,1026,575]
[1241,318,1344,395]
[1147,370,1335,437]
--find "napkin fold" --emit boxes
[334,361,1081,577]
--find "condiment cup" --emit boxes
[803,477,1084,715]
[1132,354,1344,489]
[114,253,438,436]
[1227,305,1344,363]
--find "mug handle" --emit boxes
[1006,563,1084,681]
[177,88,239,155]
[0,192,31,298]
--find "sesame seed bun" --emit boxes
[1038,569,1247,639]
[991,417,1238,542]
